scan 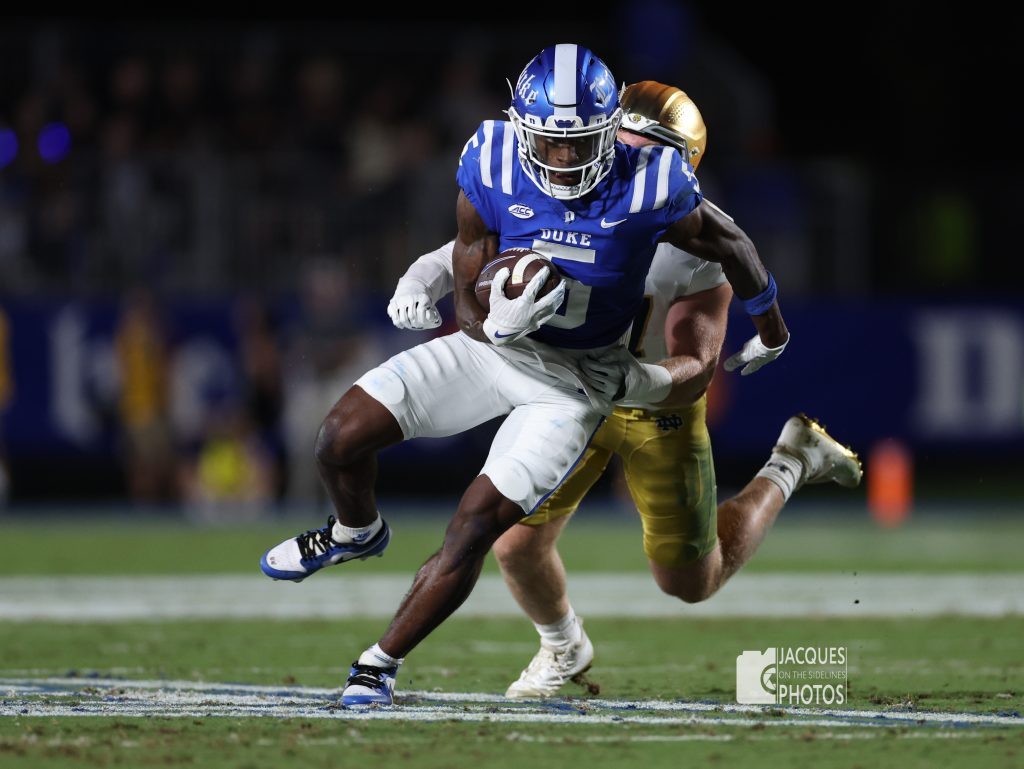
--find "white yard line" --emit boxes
[503,732,996,743]
[1,678,1021,729]
[0,731,995,746]
[1,573,1022,620]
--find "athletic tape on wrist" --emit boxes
[742,273,777,316]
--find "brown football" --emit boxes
[475,248,562,311]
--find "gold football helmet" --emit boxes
[620,81,707,170]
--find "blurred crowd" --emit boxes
[88,279,402,515]
[5,18,875,303]
[1,17,1008,297]
[0,23,512,298]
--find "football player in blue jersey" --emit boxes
[261,45,792,706]
[390,81,862,698]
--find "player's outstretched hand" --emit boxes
[387,291,442,330]
[482,267,566,346]
[723,333,790,375]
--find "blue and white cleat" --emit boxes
[260,515,391,582]
[342,663,398,706]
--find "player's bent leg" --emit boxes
[262,334,513,583]
[344,349,603,704]
[315,385,405,527]
[379,475,525,656]
[492,438,611,625]
[261,385,401,582]
[494,517,595,698]
[317,335,511,528]
[714,478,785,588]
[651,415,863,602]
[342,477,525,706]
[485,396,604,698]
[649,545,724,603]
[493,517,573,624]
[648,478,782,602]
[619,399,723,601]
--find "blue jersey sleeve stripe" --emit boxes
[480,120,495,189]
[457,133,479,166]
[629,145,654,213]
[653,147,675,210]
[501,123,515,194]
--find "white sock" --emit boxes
[357,643,403,670]
[535,607,581,648]
[333,514,383,544]
[756,450,805,501]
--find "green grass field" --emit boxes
[1,512,1022,768]
[2,511,1023,575]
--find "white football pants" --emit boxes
[355,332,609,513]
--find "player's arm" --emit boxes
[451,190,567,347]
[585,282,731,409]
[403,240,456,302]
[656,282,732,407]
[662,200,789,373]
[452,191,498,343]
[388,241,455,330]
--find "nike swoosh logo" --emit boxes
[600,217,627,228]
[494,330,519,339]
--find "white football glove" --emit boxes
[723,333,790,376]
[578,353,625,406]
[482,267,566,346]
[387,291,442,330]
[580,348,673,405]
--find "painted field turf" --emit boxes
[1,513,1021,767]
[1,617,1022,768]
[1,512,1022,575]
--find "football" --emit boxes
[475,248,562,311]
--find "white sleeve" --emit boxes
[393,240,455,304]
[683,257,728,295]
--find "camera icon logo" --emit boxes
[736,648,778,704]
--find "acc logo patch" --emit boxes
[508,204,535,219]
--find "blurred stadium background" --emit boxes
[2,10,1022,766]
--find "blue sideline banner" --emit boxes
[2,298,1023,460]
[710,300,1024,457]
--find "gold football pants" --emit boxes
[526,396,718,566]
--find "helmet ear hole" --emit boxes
[507,44,622,200]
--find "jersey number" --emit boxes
[530,240,593,330]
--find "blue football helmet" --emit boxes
[507,44,623,200]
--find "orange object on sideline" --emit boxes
[867,439,913,527]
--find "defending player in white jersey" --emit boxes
[261,45,793,707]
[389,81,862,698]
